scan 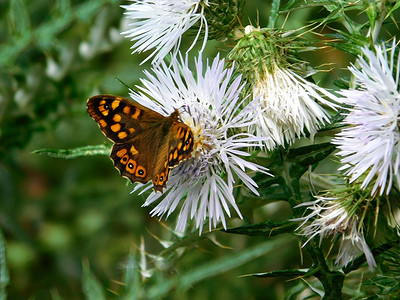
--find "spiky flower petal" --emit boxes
[121,0,208,64]
[252,66,338,149]
[129,53,270,233]
[333,40,400,195]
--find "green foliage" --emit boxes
[1,0,400,299]
[363,242,400,297]
[0,230,9,300]
[33,145,111,159]
[82,261,106,300]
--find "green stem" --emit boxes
[305,241,344,300]
[267,0,281,29]
[370,2,386,43]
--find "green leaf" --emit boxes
[324,31,368,56]
[82,261,106,300]
[223,220,296,238]
[33,144,111,159]
[286,142,336,169]
[121,252,141,300]
[387,1,400,16]
[148,235,296,298]
[253,269,307,278]
[364,1,378,29]
[9,0,31,35]
[0,229,9,300]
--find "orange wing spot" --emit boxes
[173,149,178,160]
[177,142,182,150]
[130,145,138,155]
[126,159,137,174]
[163,169,169,183]
[131,108,141,119]
[116,148,128,158]
[123,105,131,114]
[184,130,190,141]
[169,153,173,161]
[111,100,120,110]
[99,119,107,128]
[135,166,146,178]
[99,100,106,105]
[111,123,121,132]
[99,106,109,116]
[178,155,183,161]
[113,114,122,122]
[120,154,129,165]
[118,131,128,139]
[175,127,183,139]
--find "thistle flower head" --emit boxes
[333,40,400,195]
[129,53,270,233]
[228,26,340,149]
[121,0,209,65]
[293,195,377,271]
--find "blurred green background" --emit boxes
[0,0,383,299]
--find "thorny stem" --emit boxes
[305,241,345,300]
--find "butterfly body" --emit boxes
[87,95,194,192]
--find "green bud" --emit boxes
[203,0,245,40]
[228,26,300,82]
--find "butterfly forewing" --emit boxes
[87,95,164,143]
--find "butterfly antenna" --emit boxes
[115,77,133,90]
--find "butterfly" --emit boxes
[87,95,194,192]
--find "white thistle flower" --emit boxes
[293,197,376,271]
[333,40,400,195]
[129,53,270,233]
[252,65,340,150]
[121,0,208,64]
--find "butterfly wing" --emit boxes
[167,119,194,167]
[87,95,164,143]
[151,117,194,192]
[87,95,194,193]
[111,138,155,184]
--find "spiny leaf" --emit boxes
[33,144,111,159]
[223,220,296,238]
[286,142,336,168]
[253,269,307,278]
[0,229,9,300]
[82,261,106,300]
[147,235,296,298]
[9,0,31,35]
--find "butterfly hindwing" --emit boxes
[151,118,194,192]
[111,139,154,184]
[167,119,194,167]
